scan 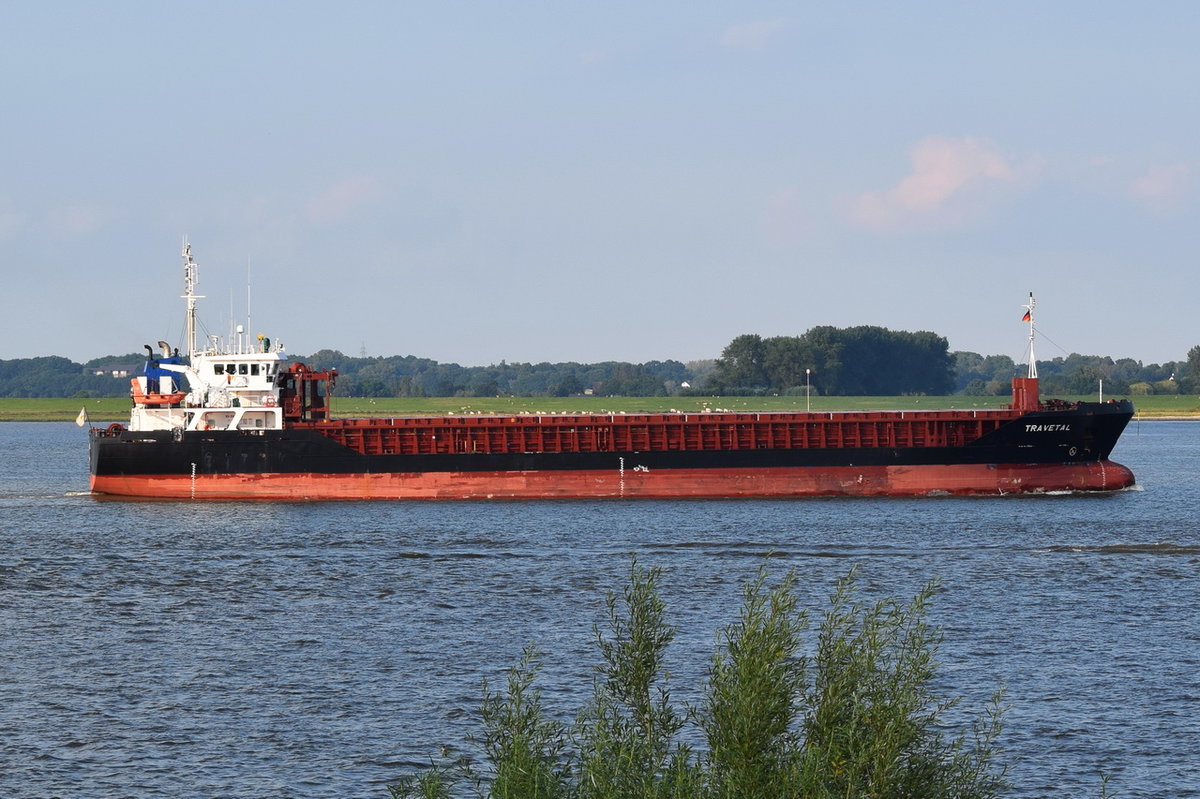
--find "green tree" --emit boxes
[701,567,807,796]
[1066,365,1105,395]
[391,562,1008,799]
[552,374,584,397]
[1181,345,1200,393]
[798,571,1005,798]
[480,647,570,798]
[761,337,818,393]
[575,561,698,799]
[710,334,768,393]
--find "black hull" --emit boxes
[91,402,1134,477]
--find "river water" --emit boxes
[1,420,1197,797]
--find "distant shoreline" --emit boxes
[1132,415,1200,421]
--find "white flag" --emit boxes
[76,407,89,427]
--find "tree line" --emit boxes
[705,327,956,396]
[0,356,135,399]
[3,334,1198,398]
[707,328,1200,397]
[297,350,694,398]
[955,349,1200,397]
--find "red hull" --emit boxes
[90,461,1135,500]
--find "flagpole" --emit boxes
[1023,292,1037,379]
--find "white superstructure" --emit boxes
[128,242,289,434]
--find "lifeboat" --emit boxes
[129,377,187,407]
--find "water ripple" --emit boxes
[1,422,1198,797]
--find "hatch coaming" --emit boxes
[292,407,1028,457]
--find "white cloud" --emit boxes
[47,204,123,237]
[720,18,785,51]
[848,137,1028,230]
[305,176,382,225]
[1130,162,1191,211]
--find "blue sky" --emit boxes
[2,2,1196,367]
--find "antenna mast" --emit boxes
[1023,292,1037,378]
[182,238,204,360]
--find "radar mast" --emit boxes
[182,238,204,360]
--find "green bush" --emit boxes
[389,562,1006,799]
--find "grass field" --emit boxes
[3,393,1197,422]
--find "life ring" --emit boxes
[264,397,276,407]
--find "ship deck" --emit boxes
[293,409,1027,457]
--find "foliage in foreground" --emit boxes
[389,563,1007,799]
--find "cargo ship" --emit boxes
[88,245,1136,500]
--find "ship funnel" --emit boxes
[158,340,171,357]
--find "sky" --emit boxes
[2,2,1196,368]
